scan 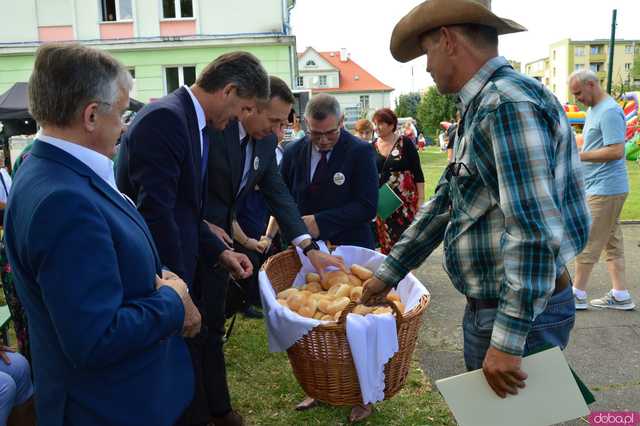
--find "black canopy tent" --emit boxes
[0,82,145,122]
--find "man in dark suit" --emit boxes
[201,77,346,419]
[5,43,199,426]
[116,52,269,426]
[272,93,379,249]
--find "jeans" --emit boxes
[462,286,575,371]
[0,352,33,424]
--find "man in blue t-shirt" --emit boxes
[569,69,634,311]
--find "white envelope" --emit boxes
[436,347,590,426]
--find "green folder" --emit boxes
[377,183,403,220]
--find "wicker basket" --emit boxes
[262,248,430,406]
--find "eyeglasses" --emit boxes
[306,127,340,142]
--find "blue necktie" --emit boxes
[201,127,210,183]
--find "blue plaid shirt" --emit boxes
[376,57,590,356]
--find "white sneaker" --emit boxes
[574,293,588,310]
[589,291,636,311]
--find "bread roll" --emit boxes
[306,282,323,293]
[321,270,349,290]
[351,264,373,280]
[328,284,350,299]
[333,310,343,321]
[306,272,320,283]
[277,299,289,308]
[393,300,405,313]
[347,274,362,287]
[318,298,332,314]
[298,298,318,318]
[353,304,374,315]
[386,292,401,303]
[373,306,393,315]
[349,286,363,302]
[287,292,306,311]
[321,315,334,322]
[277,288,298,300]
[313,311,324,320]
[327,297,350,315]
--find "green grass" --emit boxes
[418,146,640,220]
[225,316,454,426]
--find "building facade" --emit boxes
[0,0,298,102]
[296,47,393,128]
[525,38,640,104]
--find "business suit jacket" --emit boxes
[205,120,307,242]
[116,86,226,287]
[280,129,378,248]
[4,140,193,426]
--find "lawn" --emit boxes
[225,316,454,425]
[419,146,640,221]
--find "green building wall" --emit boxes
[0,43,293,102]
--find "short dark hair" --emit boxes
[268,76,294,105]
[196,51,269,101]
[29,43,131,127]
[372,108,398,132]
[454,24,498,49]
[305,93,341,120]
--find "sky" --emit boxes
[290,0,640,102]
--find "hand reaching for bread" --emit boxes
[275,264,404,322]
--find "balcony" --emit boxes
[589,52,607,62]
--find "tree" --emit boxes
[395,92,422,132]
[416,86,458,139]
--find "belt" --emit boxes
[466,269,571,311]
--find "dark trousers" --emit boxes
[233,243,265,307]
[175,261,231,425]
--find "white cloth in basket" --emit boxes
[258,243,429,405]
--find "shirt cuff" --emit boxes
[374,254,409,288]
[490,310,533,356]
[292,234,312,247]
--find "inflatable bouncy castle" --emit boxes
[564,104,586,148]
[621,92,640,161]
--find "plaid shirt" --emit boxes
[376,57,590,356]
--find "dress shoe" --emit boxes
[242,305,263,319]
[209,410,244,426]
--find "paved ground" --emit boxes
[413,224,640,425]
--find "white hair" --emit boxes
[568,69,599,85]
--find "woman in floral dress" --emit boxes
[372,108,424,254]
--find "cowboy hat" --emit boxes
[390,0,526,62]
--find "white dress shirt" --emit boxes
[0,168,12,203]
[184,85,206,157]
[309,144,333,182]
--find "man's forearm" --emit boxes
[580,144,624,162]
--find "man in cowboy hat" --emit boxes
[362,0,591,398]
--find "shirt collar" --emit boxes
[238,121,247,142]
[38,133,118,191]
[184,85,206,132]
[457,56,511,112]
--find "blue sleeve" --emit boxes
[601,108,626,146]
[27,189,185,369]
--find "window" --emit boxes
[344,106,360,124]
[575,46,585,57]
[305,60,317,67]
[296,76,304,87]
[318,75,327,87]
[128,67,136,79]
[359,95,369,112]
[590,45,604,55]
[574,64,585,71]
[625,45,633,54]
[101,0,133,21]
[590,62,603,72]
[162,0,193,19]
[625,63,632,71]
[552,50,556,60]
[553,67,556,77]
[164,65,196,94]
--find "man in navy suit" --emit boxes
[116,52,268,426]
[4,43,199,426]
[202,77,346,418]
[274,93,379,249]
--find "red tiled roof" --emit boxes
[300,50,393,93]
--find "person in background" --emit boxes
[353,118,374,142]
[402,120,417,145]
[0,157,12,218]
[372,108,425,254]
[0,346,35,425]
[569,70,634,310]
[446,111,461,162]
[363,0,590,400]
[417,133,426,151]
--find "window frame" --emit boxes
[163,65,197,95]
[101,0,134,22]
[574,46,585,57]
[161,0,194,20]
[318,75,327,87]
[296,76,304,87]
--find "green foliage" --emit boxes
[395,92,422,130]
[416,87,458,139]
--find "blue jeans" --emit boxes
[462,286,575,371]
[0,351,33,424]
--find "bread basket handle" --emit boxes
[337,300,403,329]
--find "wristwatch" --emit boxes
[302,240,320,256]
